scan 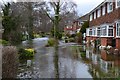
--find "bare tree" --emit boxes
[34,0,77,38]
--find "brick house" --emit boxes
[64,20,80,35]
[86,0,120,50]
[78,13,89,27]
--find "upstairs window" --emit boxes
[107,2,113,13]
[116,0,120,8]
[102,6,106,15]
[94,12,96,19]
[116,22,120,37]
[97,9,101,18]
[90,14,93,21]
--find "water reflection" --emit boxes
[17,38,120,78]
[85,48,120,78]
[54,46,59,78]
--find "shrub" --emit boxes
[76,32,82,44]
[46,38,56,47]
[0,39,9,46]
[2,46,18,78]
[56,32,62,40]
[18,48,35,60]
[69,38,75,42]
[34,34,41,38]
[80,52,86,58]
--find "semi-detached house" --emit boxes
[86,0,120,50]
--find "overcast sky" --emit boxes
[73,0,104,15]
[0,0,105,15]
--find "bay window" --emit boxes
[116,22,120,37]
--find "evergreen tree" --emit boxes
[2,3,22,45]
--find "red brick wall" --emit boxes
[101,37,107,46]
[116,38,120,50]
[101,37,113,46]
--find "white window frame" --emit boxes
[97,9,101,18]
[97,27,101,37]
[101,26,107,37]
[107,2,113,13]
[90,14,93,21]
[99,25,114,37]
[116,0,120,8]
[116,22,120,37]
[94,12,96,19]
[108,25,114,37]
[86,28,89,36]
[102,6,106,15]
[92,28,96,36]
[89,29,92,36]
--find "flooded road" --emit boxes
[17,38,120,79]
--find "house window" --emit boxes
[86,28,89,36]
[97,9,101,18]
[116,0,120,8]
[97,27,101,36]
[108,26,114,36]
[107,2,113,13]
[94,12,96,19]
[92,28,96,36]
[89,29,92,36]
[102,6,105,15]
[101,26,107,36]
[90,14,93,21]
[116,22,120,37]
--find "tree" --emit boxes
[33,0,77,45]
[2,3,22,45]
[80,21,89,34]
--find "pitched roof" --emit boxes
[78,13,89,22]
[89,0,107,15]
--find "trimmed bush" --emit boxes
[2,46,18,78]
[18,48,35,60]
